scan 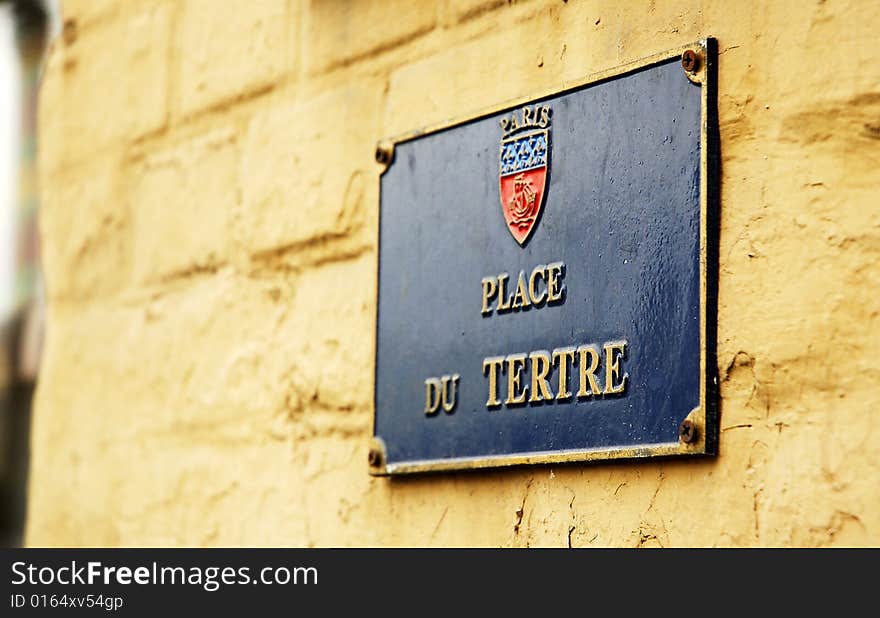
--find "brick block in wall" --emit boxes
[239,81,381,256]
[384,6,582,137]
[38,2,170,172]
[384,0,708,137]
[177,0,290,116]
[304,0,438,73]
[129,129,238,284]
[25,291,302,545]
[32,274,289,448]
[286,252,375,411]
[31,249,373,453]
[38,154,129,302]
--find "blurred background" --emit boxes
[0,0,57,547]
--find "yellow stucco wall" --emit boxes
[26,0,880,547]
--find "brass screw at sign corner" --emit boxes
[679,419,698,444]
[368,448,381,467]
[681,49,699,73]
[375,144,392,165]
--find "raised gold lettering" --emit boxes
[506,353,529,405]
[547,261,566,304]
[480,262,564,317]
[529,350,553,402]
[497,273,512,312]
[576,345,602,397]
[528,265,547,306]
[509,112,519,132]
[484,339,630,409]
[603,341,628,395]
[539,106,551,128]
[425,378,442,415]
[482,356,505,408]
[510,271,531,310]
[481,277,498,316]
[552,347,576,401]
[440,374,460,413]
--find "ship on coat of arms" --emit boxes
[498,104,552,246]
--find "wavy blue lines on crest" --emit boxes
[499,131,549,176]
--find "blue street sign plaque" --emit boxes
[371,40,719,475]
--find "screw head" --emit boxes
[375,143,393,165]
[368,448,382,467]
[679,419,698,444]
[681,49,699,73]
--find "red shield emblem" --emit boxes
[499,122,550,246]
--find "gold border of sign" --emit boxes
[371,38,718,476]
